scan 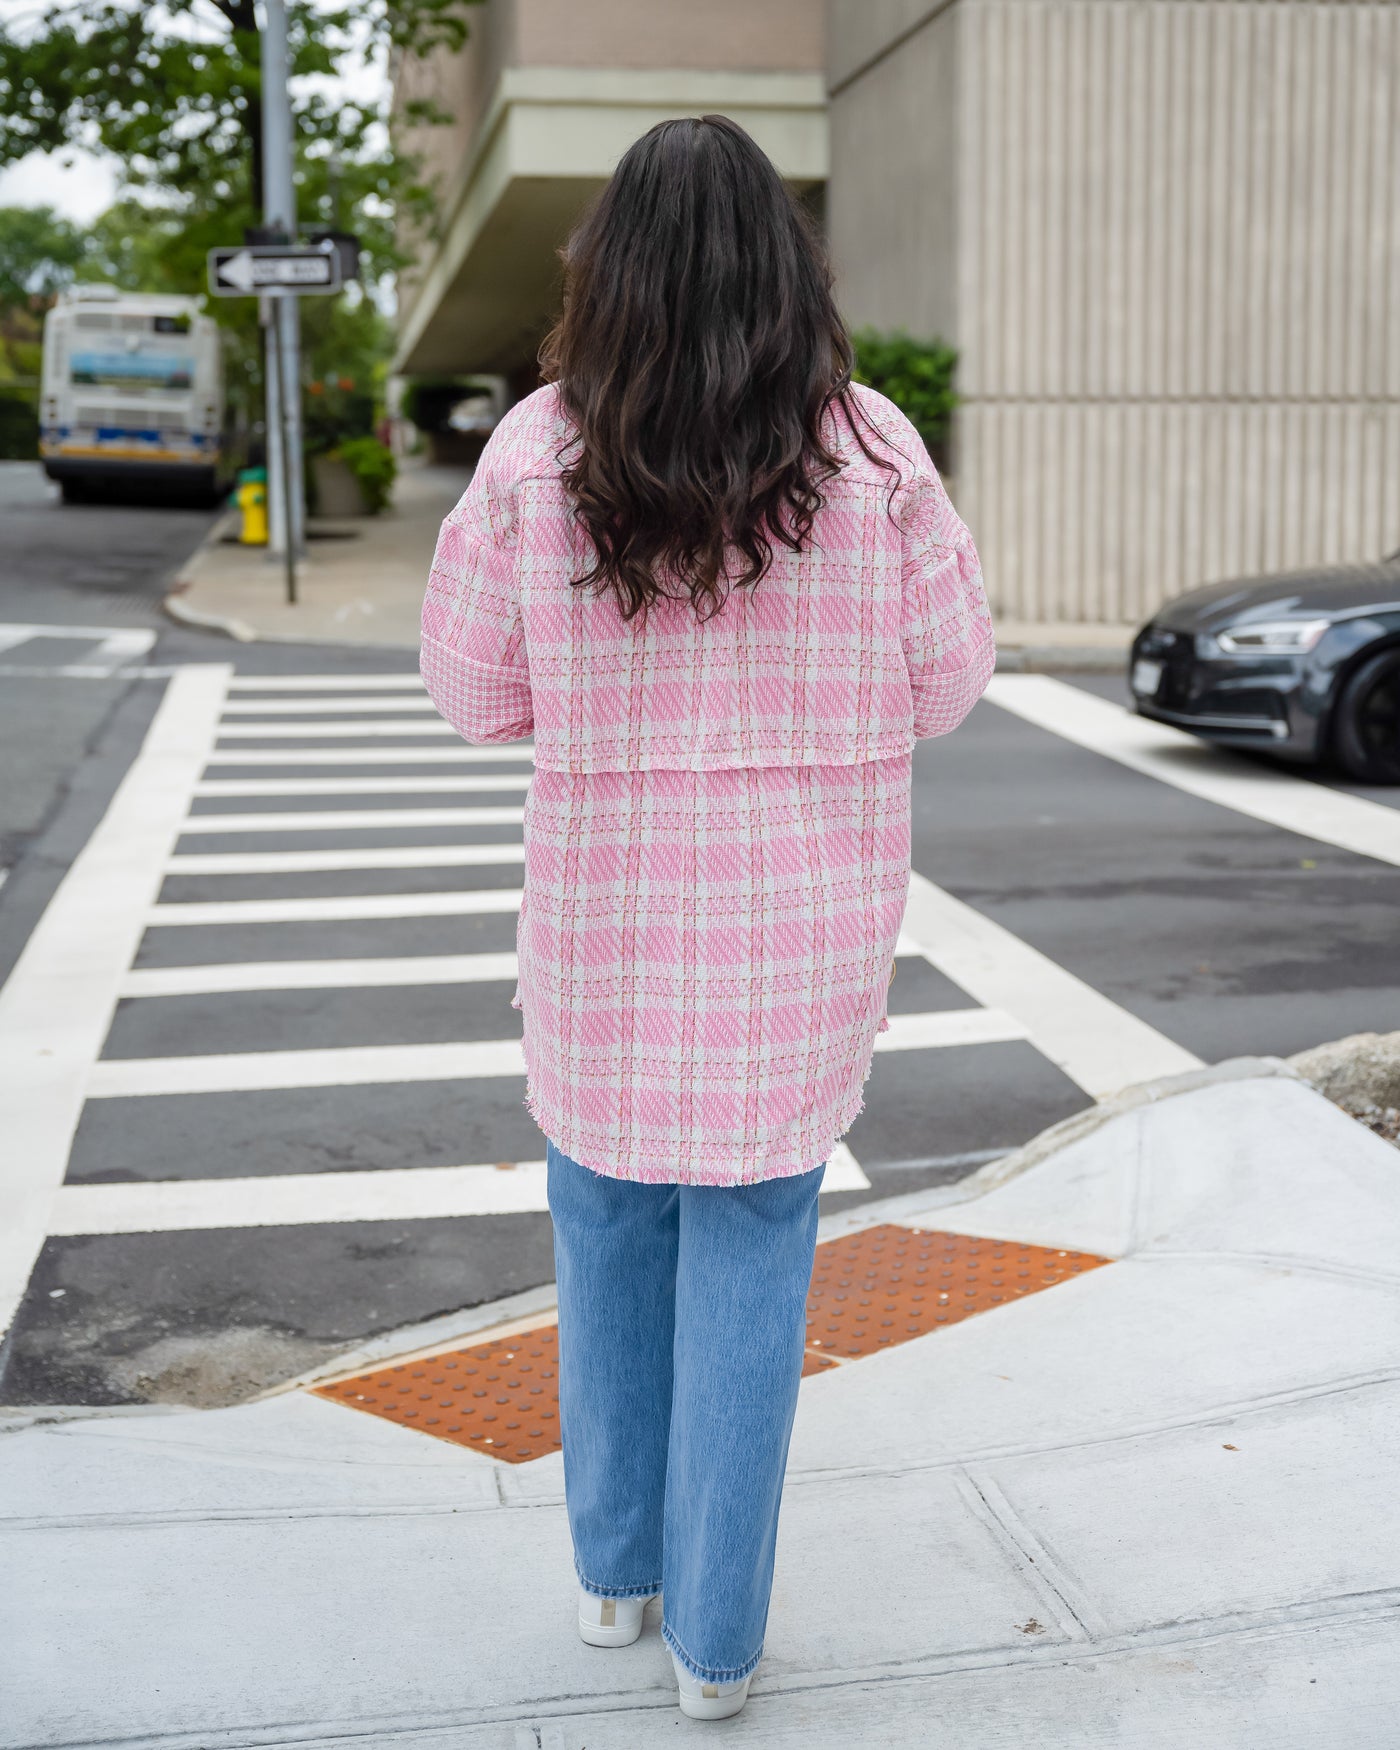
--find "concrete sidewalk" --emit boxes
[163,461,1135,667]
[164,461,470,649]
[5,1059,1397,1747]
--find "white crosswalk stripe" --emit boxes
[148,889,526,926]
[192,775,533,797]
[178,805,527,833]
[204,745,533,765]
[166,844,528,875]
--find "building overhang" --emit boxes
[394,67,829,378]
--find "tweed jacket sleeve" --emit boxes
[898,461,996,739]
[419,431,534,745]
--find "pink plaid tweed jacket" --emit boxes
[421,382,994,1185]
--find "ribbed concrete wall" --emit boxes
[830,0,1400,624]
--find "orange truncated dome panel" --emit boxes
[316,1227,1112,1462]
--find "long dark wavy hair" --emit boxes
[541,114,888,622]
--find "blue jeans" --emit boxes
[546,1141,824,1683]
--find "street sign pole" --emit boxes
[260,0,303,591]
[263,293,298,605]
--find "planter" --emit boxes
[311,453,368,518]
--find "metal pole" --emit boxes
[260,0,304,565]
[267,297,298,605]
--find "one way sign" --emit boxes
[207,243,342,297]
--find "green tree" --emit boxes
[0,204,87,308]
[0,2,483,418]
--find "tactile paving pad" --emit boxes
[316,1226,1111,1461]
[316,1326,561,1463]
[802,1224,1109,1367]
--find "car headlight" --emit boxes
[1202,619,1331,657]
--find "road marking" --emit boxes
[86,1009,1013,1098]
[89,629,157,672]
[202,746,534,766]
[228,674,429,691]
[986,674,1400,869]
[165,844,528,875]
[217,720,462,739]
[177,805,527,834]
[118,943,930,998]
[148,888,525,926]
[119,953,524,998]
[901,872,1203,1098]
[0,664,231,1338]
[47,1146,870,1234]
[222,696,440,715]
[88,1039,527,1096]
[191,774,532,797]
[879,1008,1025,1049]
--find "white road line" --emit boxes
[217,720,462,739]
[203,746,533,766]
[228,674,428,692]
[0,663,180,681]
[986,673,1400,869]
[118,944,930,999]
[901,872,1202,1098]
[48,1146,870,1234]
[119,953,523,998]
[85,1008,1012,1098]
[90,629,157,672]
[0,620,158,646]
[878,1008,1025,1050]
[0,664,231,1337]
[88,1039,526,1096]
[222,696,440,715]
[177,805,527,834]
[191,774,532,798]
[148,888,525,926]
[166,844,527,875]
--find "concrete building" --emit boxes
[392,1,826,393]
[395,0,1400,626]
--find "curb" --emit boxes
[996,646,1130,674]
[161,589,259,643]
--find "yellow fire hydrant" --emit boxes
[235,467,268,545]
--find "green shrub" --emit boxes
[0,388,38,459]
[334,435,397,515]
[851,329,959,467]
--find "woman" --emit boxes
[421,115,994,1721]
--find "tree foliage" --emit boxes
[0,204,87,307]
[0,2,483,417]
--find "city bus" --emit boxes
[39,284,234,503]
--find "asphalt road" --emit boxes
[2,460,1397,1412]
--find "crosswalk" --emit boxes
[0,661,1211,1344]
[0,664,1203,1350]
[5,648,1400,1402]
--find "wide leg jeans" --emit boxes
[546,1140,824,1684]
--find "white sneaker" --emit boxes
[577,1587,655,1648]
[672,1652,753,1720]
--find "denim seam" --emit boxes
[575,1558,661,1601]
[662,1620,762,1685]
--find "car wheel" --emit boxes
[59,478,88,505]
[1332,645,1400,784]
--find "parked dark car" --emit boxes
[1129,550,1400,783]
